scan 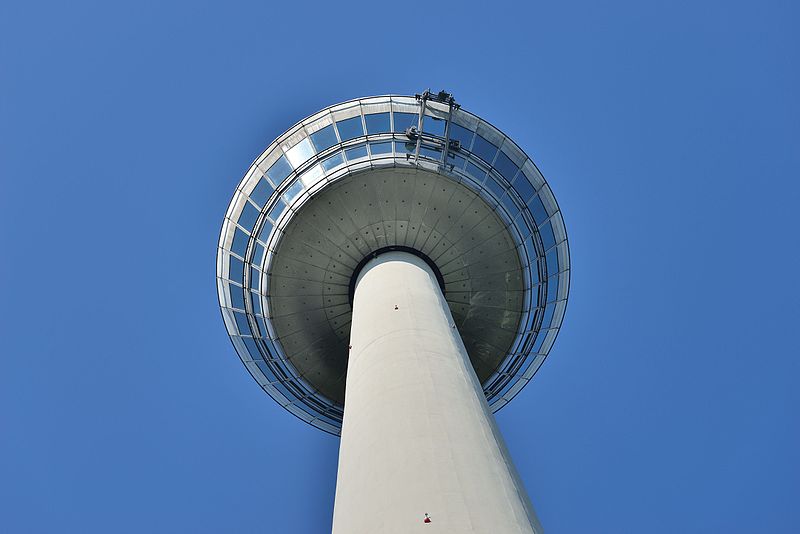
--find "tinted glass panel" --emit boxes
[242,337,261,361]
[364,113,390,134]
[321,152,344,171]
[233,311,250,334]
[229,256,244,282]
[395,141,415,154]
[257,221,273,243]
[449,123,473,149]
[422,115,446,136]
[309,125,338,152]
[484,175,506,198]
[369,141,392,155]
[420,145,442,161]
[231,228,249,257]
[251,290,262,313]
[252,243,265,265]
[527,194,549,225]
[269,199,286,222]
[494,151,518,182]
[465,161,486,180]
[283,180,303,202]
[393,112,418,133]
[541,303,555,329]
[238,201,260,231]
[266,155,292,184]
[547,275,559,302]
[344,145,368,160]
[250,178,274,208]
[539,220,556,251]
[230,285,245,309]
[513,173,535,203]
[250,267,260,290]
[546,248,559,278]
[472,135,498,164]
[336,116,364,141]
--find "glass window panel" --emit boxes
[285,138,315,168]
[336,116,364,141]
[494,151,518,182]
[501,193,520,219]
[547,275,559,302]
[283,180,304,202]
[484,175,506,199]
[233,311,250,334]
[309,125,338,152]
[252,243,265,265]
[532,330,547,352]
[231,227,249,257]
[238,201,260,231]
[266,155,292,185]
[364,113,390,134]
[250,267,260,290]
[269,199,286,222]
[422,115,446,136]
[393,112,418,133]
[527,194,549,225]
[539,220,556,251]
[242,337,262,361]
[546,249,559,278]
[344,145,368,161]
[541,303,555,329]
[449,123,474,149]
[369,141,392,155]
[229,256,244,282]
[257,221,273,244]
[465,161,486,180]
[472,134,498,164]
[447,153,466,169]
[230,285,245,309]
[251,290,262,313]
[321,152,345,171]
[249,178,274,208]
[420,145,442,161]
[395,141,415,154]
[513,173,535,203]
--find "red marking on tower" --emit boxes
[424,513,432,524]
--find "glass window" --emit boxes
[546,248,559,278]
[229,256,244,282]
[266,155,292,185]
[472,134,498,164]
[231,227,249,257]
[336,116,364,141]
[539,220,556,251]
[465,161,486,180]
[369,141,392,155]
[269,199,286,222]
[484,175,506,199]
[422,115,446,136]
[501,193,520,219]
[233,311,250,334]
[257,221,273,244]
[547,275,559,302]
[283,180,304,202]
[230,285,245,309]
[251,290,262,313]
[238,201,260,231]
[393,112,418,133]
[395,141,415,154]
[250,267,261,290]
[513,173,536,203]
[527,194,549,225]
[344,145,368,161]
[309,125,338,152]
[541,303,555,329]
[285,138,314,168]
[250,178,274,208]
[242,337,261,361]
[252,242,265,265]
[449,123,473,149]
[321,152,345,171]
[447,153,466,169]
[364,113,390,134]
[494,151,518,182]
[420,145,442,161]
[532,330,547,353]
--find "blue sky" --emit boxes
[1,1,798,532]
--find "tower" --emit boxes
[217,91,569,533]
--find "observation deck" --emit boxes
[217,92,570,434]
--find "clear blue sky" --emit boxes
[1,1,798,532]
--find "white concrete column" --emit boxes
[331,251,542,534]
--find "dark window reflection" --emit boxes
[310,125,338,152]
[365,113,390,134]
[336,116,364,141]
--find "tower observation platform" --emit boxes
[217,91,569,533]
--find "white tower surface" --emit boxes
[217,91,570,533]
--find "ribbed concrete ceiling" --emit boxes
[268,167,523,405]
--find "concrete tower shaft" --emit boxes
[333,252,541,533]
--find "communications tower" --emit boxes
[217,91,570,533]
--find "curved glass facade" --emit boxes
[217,95,570,434]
